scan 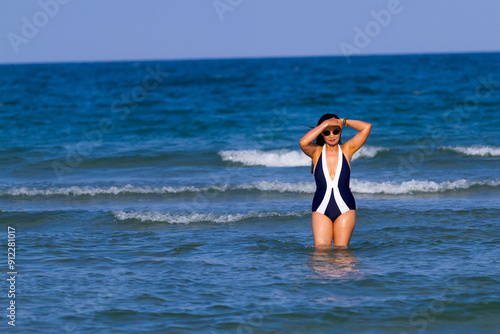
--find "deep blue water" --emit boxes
[1,53,500,333]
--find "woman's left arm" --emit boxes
[341,119,372,158]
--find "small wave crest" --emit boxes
[0,185,210,197]
[351,179,500,195]
[238,179,499,195]
[2,179,498,198]
[112,210,306,224]
[440,145,500,157]
[218,146,387,167]
[234,180,314,193]
[0,182,311,197]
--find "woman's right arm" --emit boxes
[299,118,340,158]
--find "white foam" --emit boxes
[219,149,308,167]
[351,179,500,195]
[0,185,207,197]
[353,146,388,160]
[112,210,305,224]
[2,178,498,197]
[218,146,387,167]
[441,145,500,157]
[0,183,307,197]
[242,179,500,194]
[235,180,315,193]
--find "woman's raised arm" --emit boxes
[341,119,372,158]
[299,118,342,158]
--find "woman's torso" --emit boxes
[312,144,351,187]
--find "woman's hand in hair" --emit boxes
[321,117,342,128]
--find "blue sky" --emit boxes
[1,0,499,64]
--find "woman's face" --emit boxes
[321,126,342,145]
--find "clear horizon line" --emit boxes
[1,49,499,66]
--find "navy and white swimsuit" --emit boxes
[312,144,356,221]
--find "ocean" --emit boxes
[1,53,499,333]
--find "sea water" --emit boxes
[0,53,499,333]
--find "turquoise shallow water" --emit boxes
[1,53,500,333]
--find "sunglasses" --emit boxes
[322,128,341,136]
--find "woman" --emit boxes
[299,114,371,248]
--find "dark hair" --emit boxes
[315,113,340,146]
[310,113,342,174]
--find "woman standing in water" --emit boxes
[299,114,371,248]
